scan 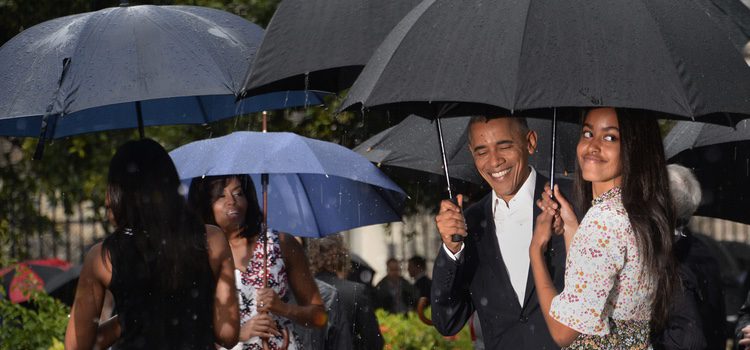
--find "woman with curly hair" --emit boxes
[307,236,384,350]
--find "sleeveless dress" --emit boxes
[105,230,215,349]
[226,229,302,350]
[550,187,655,349]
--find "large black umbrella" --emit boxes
[354,115,579,183]
[342,0,750,122]
[695,0,750,52]
[665,120,750,224]
[240,0,422,96]
[341,0,750,242]
[0,4,322,152]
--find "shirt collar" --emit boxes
[492,167,537,212]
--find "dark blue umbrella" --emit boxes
[169,131,406,237]
[0,4,323,142]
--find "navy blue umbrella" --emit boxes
[0,4,323,142]
[169,131,406,237]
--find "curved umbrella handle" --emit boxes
[416,297,433,326]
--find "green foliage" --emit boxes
[376,309,473,350]
[0,287,70,350]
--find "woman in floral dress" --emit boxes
[530,107,678,349]
[190,174,326,349]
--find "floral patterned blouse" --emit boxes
[550,187,654,349]
[223,229,302,350]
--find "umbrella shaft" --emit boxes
[435,117,454,199]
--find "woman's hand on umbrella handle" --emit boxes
[436,194,466,253]
[240,313,281,341]
[256,288,283,314]
[545,184,578,249]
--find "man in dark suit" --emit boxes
[432,115,567,349]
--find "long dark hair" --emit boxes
[103,138,209,291]
[188,174,262,239]
[573,108,677,331]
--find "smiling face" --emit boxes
[469,117,537,203]
[577,108,623,196]
[211,177,248,233]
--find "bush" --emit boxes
[376,308,473,350]
[0,287,70,350]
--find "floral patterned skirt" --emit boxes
[564,319,651,350]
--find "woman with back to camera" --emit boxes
[65,139,240,349]
[189,174,326,350]
[530,107,678,349]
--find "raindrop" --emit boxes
[480,297,488,306]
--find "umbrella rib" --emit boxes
[635,0,697,117]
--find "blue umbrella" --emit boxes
[169,131,406,237]
[0,4,324,141]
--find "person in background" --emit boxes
[189,174,326,349]
[654,164,725,350]
[287,236,350,350]
[375,258,418,314]
[307,235,384,350]
[65,139,239,349]
[407,255,431,303]
[737,291,750,349]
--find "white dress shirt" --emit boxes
[443,168,537,305]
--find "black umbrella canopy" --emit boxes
[669,140,750,224]
[664,119,750,158]
[341,0,750,123]
[354,115,579,183]
[694,0,750,52]
[241,0,422,96]
[666,119,750,224]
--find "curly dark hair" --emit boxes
[306,235,351,276]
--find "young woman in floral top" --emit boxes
[530,107,678,349]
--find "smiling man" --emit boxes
[431,115,568,349]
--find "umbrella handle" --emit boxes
[449,197,464,242]
[416,297,433,325]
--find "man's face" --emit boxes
[407,261,418,278]
[387,260,401,280]
[469,118,536,203]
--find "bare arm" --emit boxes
[206,225,240,348]
[530,197,579,347]
[255,233,326,328]
[65,243,112,350]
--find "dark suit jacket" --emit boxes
[316,272,384,350]
[414,275,432,300]
[431,173,567,350]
